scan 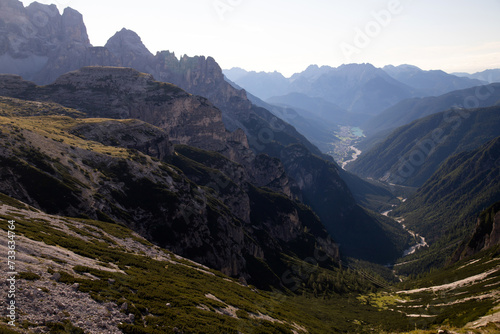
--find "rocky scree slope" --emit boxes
[0,195,338,334]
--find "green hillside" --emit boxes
[349,106,500,187]
[0,194,378,333]
[363,83,500,137]
[392,136,500,273]
[2,192,499,333]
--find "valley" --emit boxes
[0,0,500,333]
[341,146,362,170]
[381,209,429,259]
[325,125,365,167]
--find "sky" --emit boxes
[20,0,500,77]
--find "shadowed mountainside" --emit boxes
[348,106,500,187]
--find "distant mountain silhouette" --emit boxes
[383,64,485,96]
[223,68,289,100]
[363,83,500,137]
[267,92,369,126]
[225,63,487,122]
[454,69,500,84]
[226,64,415,116]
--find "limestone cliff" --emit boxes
[70,119,174,160]
[1,67,231,153]
[0,96,339,287]
[0,68,299,199]
[0,0,91,81]
[453,201,500,261]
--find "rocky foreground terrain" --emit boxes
[1,194,499,333]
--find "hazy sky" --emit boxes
[20,0,500,77]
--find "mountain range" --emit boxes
[0,0,409,266]
[224,63,486,119]
[454,69,500,83]
[226,63,416,117]
[224,63,493,157]
[1,0,500,332]
[383,64,487,96]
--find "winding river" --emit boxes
[382,209,428,257]
[342,146,362,169]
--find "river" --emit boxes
[342,146,362,169]
[382,209,428,257]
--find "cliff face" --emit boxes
[70,119,174,160]
[0,68,299,200]
[1,67,231,154]
[453,202,500,261]
[0,96,338,288]
[50,67,230,151]
[0,0,91,81]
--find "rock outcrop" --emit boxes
[70,119,174,160]
[453,201,500,261]
[0,97,338,287]
[0,0,91,81]
[1,67,233,154]
[0,68,299,199]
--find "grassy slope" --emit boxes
[2,193,498,333]
[0,193,408,334]
[359,246,500,333]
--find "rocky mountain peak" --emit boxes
[61,7,90,45]
[0,0,24,12]
[0,0,90,80]
[25,2,59,24]
[155,52,226,88]
[334,63,382,81]
[105,28,154,66]
[0,0,89,47]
